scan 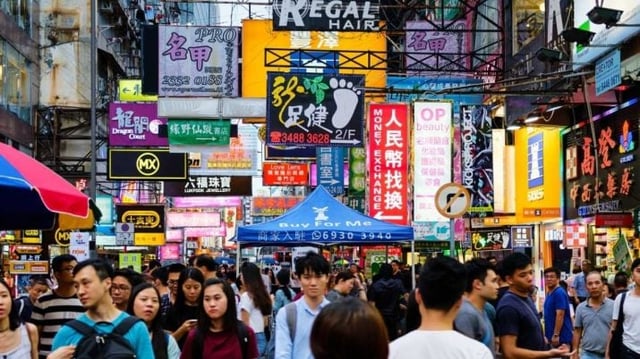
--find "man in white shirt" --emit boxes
[389,257,493,359]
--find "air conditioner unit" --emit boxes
[100,1,114,14]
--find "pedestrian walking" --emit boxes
[0,278,38,358]
[543,267,573,348]
[573,271,613,359]
[389,257,493,359]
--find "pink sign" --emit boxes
[109,103,168,147]
[166,210,221,227]
[184,226,226,237]
[159,244,181,260]
[405,20,471,74]
[172,196,243,208]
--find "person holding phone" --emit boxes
[163,268,204,348]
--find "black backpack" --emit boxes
[64,316,140,359]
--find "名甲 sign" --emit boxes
[266,72,365,147]
[435,183,471,218]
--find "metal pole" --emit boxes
[90,0,97,202]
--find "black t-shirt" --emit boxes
[496,291,547,351]
[163,303,200,348]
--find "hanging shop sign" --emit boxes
[108,148,187,180]
[262,162,309,186]
[272,0,380,31]
[310,163,348,187]
[266,72,365,147]
[108,103,168,147]
[9,245,49,274]
[189,124,260,177]
[564,223,587,248]
[158,25,239,97]
[252,196,305,216]
[511,226,533,248]
[367,103,409,225]
[471,229,511,251]
[594,212,633,228]
[460,105,494,217]
[115,204,166,246]
[405,20,472,75]
[166,209,221,228]
[563,106,640,219]
[348,147,366,195]
[168,119,231,146]
[315,147,344,195]
[118,79,158,102]
[164,176,252,197]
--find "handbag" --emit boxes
[610,292,627,359]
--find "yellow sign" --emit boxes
[134,233,165,246]
[118,253,142,272]
[118,80,158,102]
[242,19,386,99]
[482,216,519,226]
[21,230,41,244]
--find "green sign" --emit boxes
[613,234,632,273]
[168,119,231,146]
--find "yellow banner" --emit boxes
[242,19,386,100]
[118,80,158,102]
[134,233,166,246]
[515,128,562,221]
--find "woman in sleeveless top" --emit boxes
[0,278,38,358]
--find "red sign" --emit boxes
[262,162,309,186]
[594,213,633,227]
[251,197,304,216]
[367,103,409,224]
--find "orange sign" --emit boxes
[262,162,309,186]
[522,208,562,217]
[251,196,304,216]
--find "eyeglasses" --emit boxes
[168,280,179,286]
[111,285,131,292]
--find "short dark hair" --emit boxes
[614,271,629,287]
[419,257,466,311]
[167,262,186,274]
[194,255,218,272]
[51,254,77,273]
[464,258,493,293]
[295,251,330,277]
[631,258,640,272]
[333,271,355,285]
[29,276,49,287]
[501,252,531,278]
[113,268,145,288]
[151,266,169,286]
[73,258,113,280]
[377,263,393,279]
[543,267,561,278]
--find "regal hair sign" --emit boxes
[273,0,380,31]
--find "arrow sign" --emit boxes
[168,119,231,146]
[373,212,403,221]
[316,147,344,196]
[331,139,362,145]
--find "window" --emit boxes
[3,0,32,34]
[513,0,544,53]
[4,44,31,123]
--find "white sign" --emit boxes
[158,25,240,97]
[435,183,471,218]
[413,102,453,222]
[70,232,91,262]
[272,0,380,31]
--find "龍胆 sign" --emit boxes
[266,72,365,147]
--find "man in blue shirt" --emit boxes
[275,251,331,359]
[50,259,153,359]
[571,260,592,302]
[542,267,573,348]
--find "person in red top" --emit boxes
[180,278,259,359]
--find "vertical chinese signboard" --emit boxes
[316,147,344,195]
[413,102,453,223]
[158,26,239,97]
[460,105,494,217]
[367,103,409,225]
[563,106,640,219]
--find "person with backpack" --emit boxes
[274,251,331,359]
[127,283,181,359]
[49,259,153,359]
[606,258,640,359]
[180,278,259,359]
[272,269,295,315]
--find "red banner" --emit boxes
[262,162,309,186]
[367,103,410,224]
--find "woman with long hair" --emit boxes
[180,278,258,359]
[127,283,180,359]
[239,263,272,356]
[272,268,296,315]
[163,267,204,348]
[311,297,389,359]
[0,279,38,358]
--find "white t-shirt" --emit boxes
[239,291,265,333]
[389,330,493,359]
[613,290,640,353]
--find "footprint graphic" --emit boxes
[330,78,360,129]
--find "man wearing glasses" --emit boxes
[110,268,144,311]
[166,263,186,306]
[31,254,85,359]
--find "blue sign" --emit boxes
[528,133,544,188]
[316,147,344,196]
[386,76,483,113]
[290,51,339,75]
[595,49,621,96]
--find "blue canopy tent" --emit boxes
[236,186,414,246]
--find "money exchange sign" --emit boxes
[266,72,365,147]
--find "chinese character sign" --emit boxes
[405,20,472,74]
[158,26,239,97]
[413,102,452,222]
[266,72,365,147]
[563,111,639,219]
[367,103,409,225]
[109,103,168,147]
[460,105,494,217]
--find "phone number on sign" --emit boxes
[271,132,330,145]
[311,231,393,241]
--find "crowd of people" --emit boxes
[0,251,637,358]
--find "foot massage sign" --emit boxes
[266,72,365,147]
